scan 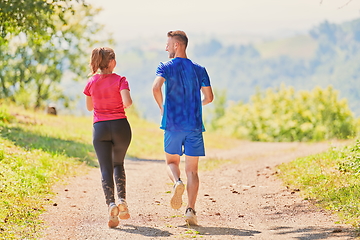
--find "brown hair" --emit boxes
[90,47,115,75]
[167,30,188,48]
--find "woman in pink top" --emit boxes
[84,47,132,228]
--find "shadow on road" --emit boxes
[115,224,172,237]
[114,224,263,238]
[179,224,262,237]
[268,226,355,239]
[126,157,165,163]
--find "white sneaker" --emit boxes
[170,180,185,209]
[108,202,119,228]
[118,199,130,220]
[185,207,198,226]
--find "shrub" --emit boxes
[339,139,360,174]
[216,84,357,141]
[0,105,14,124]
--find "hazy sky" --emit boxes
[86,0,360,42]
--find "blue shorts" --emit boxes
[164,131,205,157]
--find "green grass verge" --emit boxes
[0,138,83,239]
[277,139,360,227]
[0,106,90,239]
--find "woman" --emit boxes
[83,47,132,228]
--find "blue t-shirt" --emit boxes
[156,57,211,132]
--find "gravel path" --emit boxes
[40,141,356,239]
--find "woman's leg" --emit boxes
[111,119,132,200]
[93,121,115,205]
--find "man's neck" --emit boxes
[174,51,187,59]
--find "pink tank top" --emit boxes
[84,73,130,123]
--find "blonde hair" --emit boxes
[167,30,188,48]
[90,47,115,75]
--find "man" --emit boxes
[152,30,214,226]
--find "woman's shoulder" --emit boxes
[87,74,100,83]
[110,73,128,85]
[111,73,126,79]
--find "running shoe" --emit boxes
[108,202,119,228]
[118,199,130,220]
[170,180,185,209]
[185,207,198,226]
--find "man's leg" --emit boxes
[184,155,199,225]
[165,152,181,183]
[166,153,185,209]
[184,155,199,209]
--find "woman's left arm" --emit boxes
[86,96,94,111]
[121,89,132,108]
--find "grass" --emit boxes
[0,106,91,239]
[0,137,83,239]
[277,139,360,227]
[184,229,202,238]
[1,113,97,166]
[199,158,235,172]
[125,109,164,160]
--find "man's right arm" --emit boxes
[201,86,214,106]
[152,76,166,114]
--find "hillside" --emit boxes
[255,35,318,59]
[71,18,358,122]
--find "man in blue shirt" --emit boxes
[152,30,214,225]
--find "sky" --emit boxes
[85,0,360,43]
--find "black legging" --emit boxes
[93,118,132,205]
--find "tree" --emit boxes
[209,89,227,130]
[0,0,85,39]
[0,2,111,109]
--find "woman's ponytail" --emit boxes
[89,47,115,75]
[90,48,103,75]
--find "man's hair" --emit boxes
[167,30,188,48]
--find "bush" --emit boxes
[216,84,357,141]
[0,105,14,124]
[339,139,360,174]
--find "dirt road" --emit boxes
[40,141,356,239]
